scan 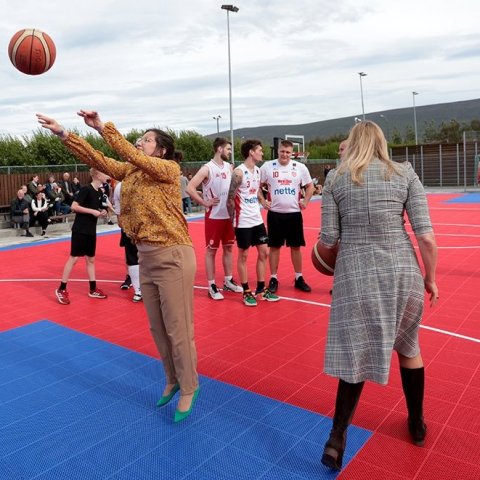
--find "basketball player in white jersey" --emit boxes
[259,139,315,293]
[227,139,280,307]
[187,137,243,300]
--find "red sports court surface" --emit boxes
[0,193,479,479]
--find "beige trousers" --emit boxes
[138,244,198,395]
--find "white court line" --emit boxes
[435,246,480,249]
[272,295,480,344]
[433,233,480,238]
[1,278,479,344]
[433,223,480,228]
[420,325,480,343]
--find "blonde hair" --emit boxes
[336,121,399,185]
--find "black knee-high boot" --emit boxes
[321,379,365,471]
[400,366,426,446]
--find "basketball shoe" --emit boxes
[243,290,257,307]
[223,278,243,293]
[294,276,311,292]
[55,289,70,305]
[88,288,108,299]
[256,288,280,302]
[208,284,224,300]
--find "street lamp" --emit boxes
[354,117,362,123]
[358,72,367,120]
[379,114,390,142]
[412,91,419,145]
[213,115,221,134]
[221,4,239,164]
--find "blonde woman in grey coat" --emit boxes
[320,121,438,471]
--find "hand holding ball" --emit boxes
[311,240,337,276]
[8,29,56,75]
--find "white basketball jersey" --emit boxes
[202,160,232,220]
[234,164,263,228]
[260,160,312,213]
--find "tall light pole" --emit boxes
[358,72,367,120]
[221,4,239,164]
[213,115,221,134]
[412,91,419,145]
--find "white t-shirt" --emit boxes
[234,164,263,228]
[202,160,232,220]
[113,182,122,216]
[260,159,312,213]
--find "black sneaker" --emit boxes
[25,231,34,238]
[294,276,311,292]
[268,277,279,293]
[120,275,132,290]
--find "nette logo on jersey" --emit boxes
[244,197,258,204]
[274,187,296,195]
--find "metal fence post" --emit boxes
[420,146,424,184]
[463,132,467,191]
[456,144,460,187]
[439,144,442,187]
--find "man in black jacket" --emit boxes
[10,189,33,237]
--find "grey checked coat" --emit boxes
[321,159,433,384]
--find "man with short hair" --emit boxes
[55,167,110,305]
[10,189,33,237]
[59,172,75,205]
[187,137,243,300]
[227,139,279,306]
[259,139,315,293]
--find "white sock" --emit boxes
[128,265,141,294]
[270,274,278,279]
[224,275,232,283]
[208,280,215,287]
[295,272,302,280]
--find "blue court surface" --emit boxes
[445,192,480,203]
[0,321,372,479]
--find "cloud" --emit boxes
[0,0,479,138]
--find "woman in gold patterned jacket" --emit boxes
[37,111,199,422]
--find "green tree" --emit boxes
[390,128,402,145]
[404,125,416,144]
[422,121,439,143]
[25,129,78,166]
[0,135,33,166]
[175,130,212,162]
[436,120,463,143]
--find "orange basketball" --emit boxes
[311,240,337,276]
[8,29,56,75]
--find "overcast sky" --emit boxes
[1,0,479,137]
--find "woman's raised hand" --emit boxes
[36,114,67,139]
[77,110,104,133]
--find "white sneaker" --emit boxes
[223,278,243,293]
[208,284,224,300]
[132,292,143,302]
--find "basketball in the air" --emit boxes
[311,240,337,276]
[8,29,56,75]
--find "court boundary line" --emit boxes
[1,278,478,344]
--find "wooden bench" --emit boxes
[49,213,76,224]
[0,204,10,221]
